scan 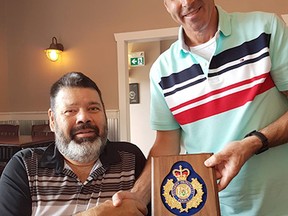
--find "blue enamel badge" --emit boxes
[161,161,207,215]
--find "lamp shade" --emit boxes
[45,37,64,62]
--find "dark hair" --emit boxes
[50,72,104,111]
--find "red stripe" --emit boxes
[173,73,275,125]
[171,73,269,112]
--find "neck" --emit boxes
[184,7,218,46]
[65,157,96,183]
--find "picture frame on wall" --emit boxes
[129,83,140,104]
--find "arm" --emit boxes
[0,153,32,216]
[205,91,288,191]
[112,129,181,208]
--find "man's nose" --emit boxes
[76,110,92,124]
[181,0,193,7]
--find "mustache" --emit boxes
[181,3,201,15]
[70,123,100,138]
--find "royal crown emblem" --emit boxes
[161,161,207,215]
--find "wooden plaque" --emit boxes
[152,153,220,216]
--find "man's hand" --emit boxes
[204,139,257,191]
[75,198,147,216]
[112,190,138,206]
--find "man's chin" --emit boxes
[73,136,97,144]
[63,140,103,163]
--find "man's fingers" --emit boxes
[217,174,231,192]
[112,192,148,215]
[135,200,148,216]
[204,154,217,167]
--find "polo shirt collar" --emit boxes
[217,5,232,37]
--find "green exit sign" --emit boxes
[129,51,145,67]
[130,57,144,66]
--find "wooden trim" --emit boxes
[0,110,119,121]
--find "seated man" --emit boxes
[0,72,148,216]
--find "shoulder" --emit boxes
[13,145,51,163]
[218,6,280,28]
[103,141,146,166]
[102,141,147,178]
[150,39,184,79]
[228,9,279,28]
[105,141,145,158]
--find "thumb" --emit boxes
[112,191,134,207]
[204,154,217,167]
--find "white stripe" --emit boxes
[165,56,271,111]
[172,77,266,115]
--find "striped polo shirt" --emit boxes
[0,141,146,215]
[150,6,288,216]
[150,6,288,153]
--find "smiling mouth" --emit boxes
[74,129,96,137]
[183,7,201,18]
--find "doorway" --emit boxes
[114,27,178,155]
[114,27,178,141]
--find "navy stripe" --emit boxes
[210,33,271,69]
[159,33,271,95]
[208,52,270,78]
[164,77,206,97]
[159,64,203,90]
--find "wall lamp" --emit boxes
[45,37,64,62]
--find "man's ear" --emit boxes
[48,108,55,132]
[164,0,171,13]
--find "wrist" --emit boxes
[130,185,151,205]
[244,130,269,155]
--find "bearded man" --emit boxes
[0,72,148,216]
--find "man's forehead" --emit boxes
[55,87,101,104]
[57,87,98,96]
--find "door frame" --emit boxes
[114,27,178,140]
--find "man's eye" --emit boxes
[90,107,100,111]
[64,110,74,114]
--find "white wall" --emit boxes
[128,41,160,157]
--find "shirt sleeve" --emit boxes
[0,152,32,216]
[269,13,288,91]
[149,60,181,131]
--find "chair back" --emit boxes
[0,124,20,137]
[31,124,54,138]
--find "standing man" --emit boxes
[113,0,288,215]
[0,72,148,216]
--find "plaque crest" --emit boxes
[161,161,207,215]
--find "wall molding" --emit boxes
[0,110,119,121]
[0,111,49,121]
[0,110,120,140]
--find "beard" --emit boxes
[55,122,108,163]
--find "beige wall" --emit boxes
[129,41,160,157]
[0,0,9,111]
[1,0,287,112]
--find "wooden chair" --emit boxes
[0,124,20,173]
[28,124,55,148]
[0,124,19,137]
[31,124,54,138]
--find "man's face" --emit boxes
[48,87,108,163]
[164,0,217,34]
